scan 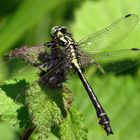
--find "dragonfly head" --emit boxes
[51,26,72,46]
[51,26,68,37]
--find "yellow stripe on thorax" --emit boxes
[69,45,80,69]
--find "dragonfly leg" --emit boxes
[44,41,57,47]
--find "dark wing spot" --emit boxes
[125,14,131,18]
[131,48,140,51]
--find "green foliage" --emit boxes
[0,122,19,140]
[26,82,63,139]
[0,79,87,139]
[25,82,87,139]
[69,74,140,140]
[59,108,88,140]
[0,0,140,140]
[0,88,20,126]
[0,0,60,54]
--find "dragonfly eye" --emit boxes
[51,26,68,37]
[60,26,67,34]
[51,26,60,37]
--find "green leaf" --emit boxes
[24,82,88,139]
[25,82,74,139]
[0,0,59,55]
[0,79,27,100]
[0,80,32,129]
[60,107,88,140]
[0,122,19,140]
[0,88,21,126]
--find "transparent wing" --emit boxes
[78,14,139,53]
[84,48,140,73]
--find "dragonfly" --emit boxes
[2,13,140,135]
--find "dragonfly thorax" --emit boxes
[50,26,80,68]
[42,26,81,87]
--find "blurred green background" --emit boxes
[0,0,140,140]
